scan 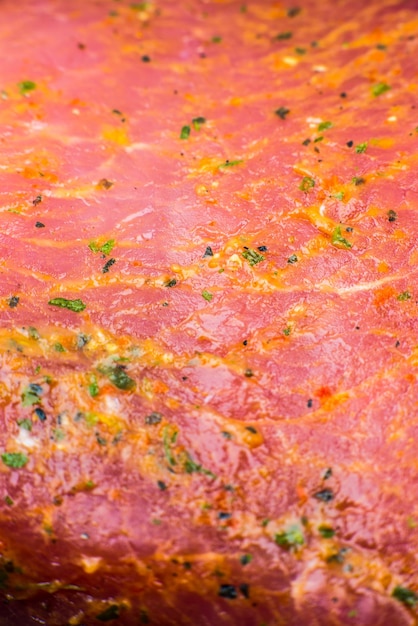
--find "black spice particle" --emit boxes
[340,92,347,98]
[141,55,151,62]
[257,245,268,252]
[323,467,333,480]
[245,426,257,434]
[102,258,116,273]
[307,398,313,408]
[32,195,42,205]
[145,412,162,425]
[203,246,214,257]
[218,584,238,599]
[239,583,250,599]
[165,279,177,288]
[157,480,167,491]
[346,140,353,147]
[275,107,290,119]
[388,209,397,222]
[8,296,19,308]
[243,339,248,346]
[218,512,231,520]
[314,488,334,502]
[244,369,254,378]
[395,340,401,348]
[302,138,311,146]
[34,407,47,421]
[35,221,45,228]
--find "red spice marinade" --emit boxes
[0,0,417,624]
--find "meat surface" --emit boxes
[0,0,417,624]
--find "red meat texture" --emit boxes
[0,0,417,625]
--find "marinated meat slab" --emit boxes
[0,0,417,624]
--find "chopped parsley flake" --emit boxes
[318,525,335,538]
[275,31,292,40]
[1,452,28,469]
[48,298,86,312]
[275,523,304,548]
[392,586,418,607]
[240,554,253,565]
[192,116,206,130]
[201,289,213,302]
[397,291,411,301]
[332,226,352,249]
[18,80,37,95]
[317,120,333,131]
[355,142,368,153]
[101,366,136,391]
[17,418,32,431]
[21,384,42,407]
[242,248,264,266]
[372,82,391,97]
[299,176,315,192]
[219,159,243,168]
[180,125,191,139]
[89,239,115,255]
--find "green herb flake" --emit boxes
[240,554,253,565]
[318,525,335,538]
[283,327,291,336]
[295,47,306,55]
[18,80,37,95]
[219,159,243,169]
[89,375,99,398]
[242,248,264,266]
[392,586,418,607]
[17,418,32,431]
[53,343,65,352]
[48,298,86,312]
[4,495,13,506]
[96,604,120,622]
[192,116,206,130]
[21,384,42,407]
[333,191,345,200]
[355,142,368,153]
[275,107,290,119]
[102,366,136,391]
[372,82,391,97]
[299,176,315,192]
[352,176,365,186]
[1,452,28,469]
[317,120,333,131]
[332,226,352,249]
[397,291,412,301]
[28,326,40,340]
[275,523,304,548]
[202,289,213,302]
[276,31,292,40]
[180,125,191,139]
[261,518,270,527]
[212,36,222,43]
[88,239,115,255]
[163,426,178,466]
[101,239,116,255]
